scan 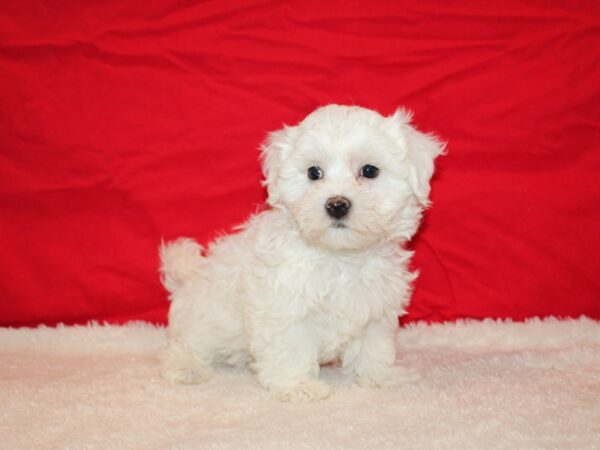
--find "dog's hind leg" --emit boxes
[161,339,214,384]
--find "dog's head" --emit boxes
[261,105,444,252]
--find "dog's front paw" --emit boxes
[357,365,422,388]
[272,378,331,403]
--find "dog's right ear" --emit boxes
[260,125,297,206]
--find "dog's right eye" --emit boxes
[307,166,324,180]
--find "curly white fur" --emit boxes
[160,105,444,401]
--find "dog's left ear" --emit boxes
[387,108,446,207]
[260,125,297,206]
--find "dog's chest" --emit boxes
[301,256,404,351]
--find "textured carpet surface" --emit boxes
[1,318,599,449]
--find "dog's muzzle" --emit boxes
[325,196,351,219]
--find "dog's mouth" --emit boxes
[331,221,347,229]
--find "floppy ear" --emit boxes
[388,108,446,207]
[259,125,296,206]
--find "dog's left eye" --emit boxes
[360,164,380,179]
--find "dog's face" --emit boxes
[261,105,444,252]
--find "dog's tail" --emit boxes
[159,238,204,296]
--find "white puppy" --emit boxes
[160,105,444,402]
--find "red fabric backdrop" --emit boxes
[1,1,599,327]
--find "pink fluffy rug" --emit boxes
[1,318,599,449]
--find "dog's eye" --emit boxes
[307,166,324,180]
[360,164,379,179]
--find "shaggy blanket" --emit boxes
[1,318,599,449]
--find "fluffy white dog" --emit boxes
[160,105,444,402]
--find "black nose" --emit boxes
[325,196,352,219]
